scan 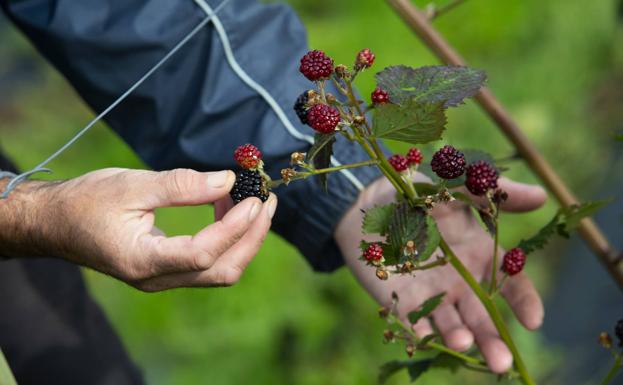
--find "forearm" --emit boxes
[0,178,64,258]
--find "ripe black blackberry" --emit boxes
[430,145,466,179]
[615,319,623,347]
[294,90,312,124]
[465,160,499,196]
[230,170,269,204]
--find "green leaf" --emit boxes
[306,133,336,190]
[378,360,433,384]
[430,353,463,373]
[518,200,609,254]
[561,200,610,232]
[412,182,439,196]
[419,216,441,262]
[387,203,429,263]
[375,65,486,107]
[407,293,446,325]
[615,134,623,142]
[372,100,447,145]
[362,204,397,235]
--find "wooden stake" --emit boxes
[386,0,623,288]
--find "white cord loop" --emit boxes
[0,0,232,199]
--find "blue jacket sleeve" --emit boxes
[0,0,385,272]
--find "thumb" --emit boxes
[145,168,235,208]
[496,177,547,212]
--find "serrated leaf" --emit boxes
[375,65,486,107]
[387,203,430,263]
[362,204,397,235]
[430,353,463,373]
[561,200,610,232]
[306,133,336,190]
[518,200,609,254]
[517,215,561,254]
[372,100,447,145]
[378,360,433,384]
[407,293,445,325]
[419,216,441,262]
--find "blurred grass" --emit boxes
[0,0,621,384]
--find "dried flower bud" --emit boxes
[280,168,297,184]
[383,329,395,343]
[404,240,417,256]
[599,332,613,349]
[334,64,350,79]
[492,189,509,205]
[353,115,365,125]
[290,152,306,165]
[378,306,391,319]
[325,93,337,104]
[406,343,415,357]
[400,261,415,274]
[376,267,389,280]
[424,196,435,209]
[439,189,455,203]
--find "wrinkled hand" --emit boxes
[3,168,276,291]
[335,175,546,373]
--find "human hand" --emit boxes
[0,168,276,291]
[335,174,546,373]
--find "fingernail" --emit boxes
[206,171,229,188]
[267,194,277,219]
[248,201,261,221]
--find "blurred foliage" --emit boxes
[0,0,622,384]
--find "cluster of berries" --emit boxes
[294,49,391,134]
[388,148,423,172]
[231,144,269,204]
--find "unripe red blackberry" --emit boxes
[307,104,340,133]
[230,170,269,204]
[293,90,313,124]
[465,160,499,196]
[355,48,375,70]
[299,50,334,81]
[388,154,408,172]
[430,145,466,179]
[233,144,262,170]
[371,87,390,104]
[363,243,384,264]
[502,248,526,276]
[615,319,623,347]
[406,148,423,166]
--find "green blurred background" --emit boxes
[1,0,622,383]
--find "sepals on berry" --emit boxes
[234,144,263,170]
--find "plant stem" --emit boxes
[268,159,379,188]
[600,354,622,385]
[440,239,536,385]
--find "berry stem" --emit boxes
[268,159,379,188]
[440,239,536,385]
[600,353,622,385]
